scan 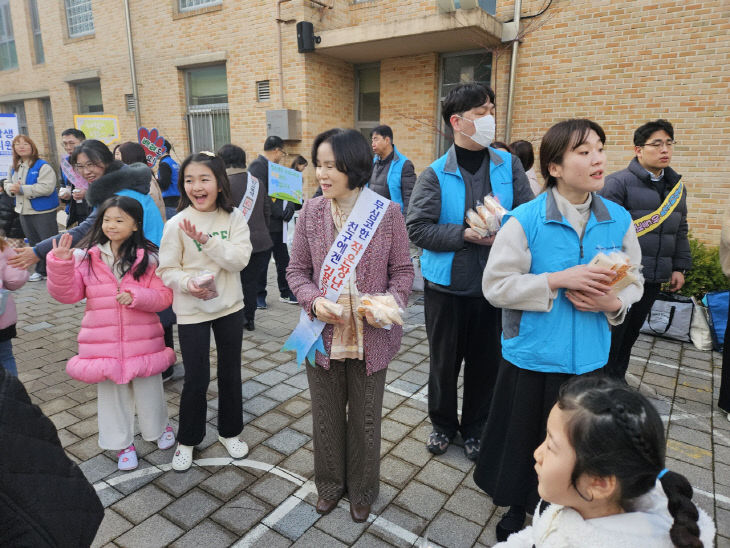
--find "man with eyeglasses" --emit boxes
[59,128,90,227]
[248,135,298,313]
[370,125,416,216]
[600,119,691,381]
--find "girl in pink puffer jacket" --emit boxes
[0,239,30,376]
[47,196,176,471]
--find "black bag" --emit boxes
[640,291,694,343]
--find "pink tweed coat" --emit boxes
[286,196,414,375]
[47,247,175,384]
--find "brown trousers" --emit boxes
[305,359,387,505]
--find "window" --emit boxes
[76,81,103,113]
[42,98,58,168]
[185,65,230,152]
[179,0,221,11]
[0,0,18,71]
[28,0,44,63]
[355,64,380,139]
[65,0,94,38]
[437,50,492,155]
[1,102,28,134]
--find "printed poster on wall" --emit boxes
[0,113,19,181]
[268,162,303,204]
[74,115,120,146]
[137,127,167,167]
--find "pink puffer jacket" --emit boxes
[0,245,30,331]
[46,247,175,384]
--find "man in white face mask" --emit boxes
[406,82,533,464]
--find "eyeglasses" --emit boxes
[642,140,675,149]
[74,162,99,171]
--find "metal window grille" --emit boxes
[125,94,136,111]
[256,80,270,102]
[179,0,222,12]
[186,105,230,153]
[0,0,18,71]
[65,0,94,38]
[28,0,43,63]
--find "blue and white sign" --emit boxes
[0,114,19,181]
[268,162,303,204]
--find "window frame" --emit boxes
[27,0,44,64]
[178,0,222,12]
[75,80,104,114]
[183,64,230,152]
[354,62,380,139]
[64,0,94,39]
[0,0,18,71]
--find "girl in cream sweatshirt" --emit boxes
[157,152,252,471]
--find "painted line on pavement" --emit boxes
[93,456,438,546]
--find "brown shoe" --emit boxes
[350,502,371,523]
[316,497,338,515]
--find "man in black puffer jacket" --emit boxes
[0,368,104,547]
[599,119,691,380]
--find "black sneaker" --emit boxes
[256,296,267,310]
[426,431,451,455]
[463,437,480,461]
[279,293,298,305]
[496,505,526,542]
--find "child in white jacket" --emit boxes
[498,376,715,548]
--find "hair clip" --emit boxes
[657,468,669,480]
[199,151,216,157]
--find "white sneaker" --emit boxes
[171,443,194,471]
[218,435,249,459]
[157,425,175,450]
[727,412,730,422]
[28,272,44,282]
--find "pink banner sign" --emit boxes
[60,156,89,190]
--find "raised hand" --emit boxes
[51,233,74,261]
[9,246,41,269]
[180,219,209,245]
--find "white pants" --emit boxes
[97,374,168,450]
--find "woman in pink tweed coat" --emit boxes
[287,128,413,523]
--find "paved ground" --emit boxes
[12,272,730,547]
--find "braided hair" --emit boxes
[557,376,703,548]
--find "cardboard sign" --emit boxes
[137,127,167,167]
[0,113,18,180]
[268,162,303,204]
[74,115,120,146]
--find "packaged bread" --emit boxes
[466,209,489,237]
[192,270,219,298]
[315,298,344,318]
[589,251,641,293]
[357,293,404,326]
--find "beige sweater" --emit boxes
[5,161,58,215]
[721,202,730,277]
[157,206,252,324]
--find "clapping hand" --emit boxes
[180,219,209,245]
[51,233,74,260]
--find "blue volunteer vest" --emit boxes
[11,159,59,212]
[373,145,409,212]
[420,146,513,286]
[159,156,180,199]
[501,191,632,375]
[115,189,163,246]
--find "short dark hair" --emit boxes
[163,140,173,153]
[490,141,512,153]
[371,125,393,142]
[290,155,307,170]
[539,119,606,188]
[633,119,674,147]
[61,128,86,140]
[263,136,285,151]
[558,376,703,548]
[217,144,247,168]
[118,142,147,165]
[509,140,535,171]
[311,128,373,190]
[441,82,496,130]
[177,152,234,213]
[69,139,116,170]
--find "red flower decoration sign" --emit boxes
[137,127,167,167]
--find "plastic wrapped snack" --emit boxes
[466,209,489,237]
[467,194,509,238]
[192,270,219,298]
[357,293,404,326]
[316,298,344,318]
[589,251,642,293]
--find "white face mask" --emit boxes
[459,114,495,148]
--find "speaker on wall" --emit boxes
[297,21,321,53]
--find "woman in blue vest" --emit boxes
[157,140,180,221]
[473,119,644,541]
[5,135,59,281]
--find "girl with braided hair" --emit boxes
[496,375,715,547]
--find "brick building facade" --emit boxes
[0,0,727,241]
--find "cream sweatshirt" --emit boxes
[157,206,252,324]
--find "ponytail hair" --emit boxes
[557,376,704,548]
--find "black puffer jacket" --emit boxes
[600,157,691,282]
[0,368,104,547]
[0,190,23,239]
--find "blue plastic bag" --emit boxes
[705,290,729,350]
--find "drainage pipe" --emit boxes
[123,0,141,130]
[504,0,522,144]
